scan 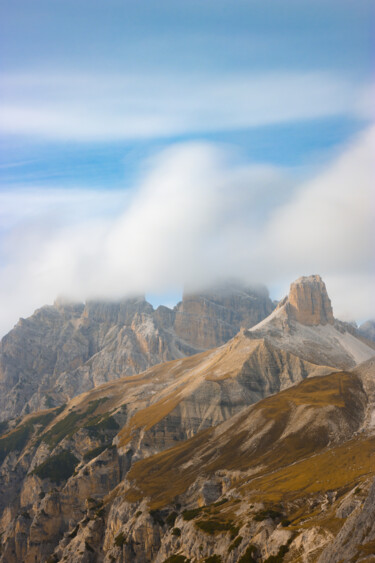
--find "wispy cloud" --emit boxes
[0,71,367,141]
[0,126,373,335]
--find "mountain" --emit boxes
[0,274,374,562]
[118,359,375,563]
[1,360,374,562]
[358,320,375,343]
[250,275,375,369]
[0,283,274,421]
[173,282,275,350]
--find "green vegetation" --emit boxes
[163,556,190,563]
[0,411,57,463]
[84,413,119,433]
[253,509,282,522]
[172,527,181,537]
[43,411,87,446]
[204,556,222,563]
[182,507,204,521]
[150,509,165,526]
[264,544,289,563]
[42,399,109,447]
[68,525,79,539]
[125,371,374,510]
[249,435,375,504]
[213,498,228,507]
[238,545,258,563]
[95,507,105,519]
[195,518,238,537]
[228,536,242,552]
[114,532,126,547]
[44,395,55,409]
[166,511,178,527]
[94,501,105,518]
[83,444,109,462]
[32,451,79,484]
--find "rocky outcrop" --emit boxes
[0,283,275,421]
[173,282,275,349]
[251,275,375,370]
[286,274,334,326]
[1,275,374,562]
[1,366,372,563]
[318,476,375,562]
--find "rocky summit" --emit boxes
[251,275,375,370]
[286,275,334,326]
[0,283,274,421]
[0,275,374,563]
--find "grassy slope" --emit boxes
[125,371,372,509]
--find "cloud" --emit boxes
[0,127,374,336]
[0,71,367,141]
[260,125,375,319]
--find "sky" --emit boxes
[0,0,374,335]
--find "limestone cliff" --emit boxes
[0,283,274,421]
[251,275,375,369]
[173,283,274,349]
[1,361,374,563]
[0,275,374,562]
[286,274,334,326]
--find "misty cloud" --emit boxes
[0,127,373,336]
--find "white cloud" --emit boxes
[0,127,374,336]
[0,71,366,140]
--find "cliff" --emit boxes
[0,283,274,421]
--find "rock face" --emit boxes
[359,319,375,342]
[1,274,375,562]
[286,274,334,326]
[0,283,274,421]
[1,363,374,563]
[173,283,275,349]
[251,275,375,370]
[318,476,375,563]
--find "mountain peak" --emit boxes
[286,274,334,326]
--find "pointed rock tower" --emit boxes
[250,274,375,369]
[286,275,334,326]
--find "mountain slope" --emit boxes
[250,275,375,369]
[0,283,274,421]
[1,364,373,562]
[0,275,374,562]
[107,367,375,562]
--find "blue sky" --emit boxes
[0,0,374,333]
[0,0,373,186]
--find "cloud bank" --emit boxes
[0,71,368,140]
[0,127,373,335]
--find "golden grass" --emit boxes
[117,392,183,447]
[125,427,214,508]
[245,436,375,503]
[251,372,362,419]
[124,371,370,510]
